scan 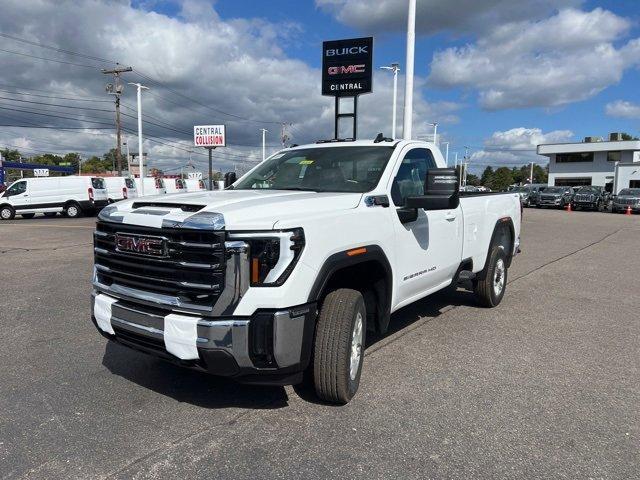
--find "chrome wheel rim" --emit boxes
[349,312,363,381]
[67,206,78,216]
[1,209,10,219]
[493,259,505,297]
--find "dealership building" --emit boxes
[537,133,640,193]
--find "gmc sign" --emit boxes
[322,37,373,97]
[115,233,168,258]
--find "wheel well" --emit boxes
[64,200,80,208]
[493,220,514,267]
[318,259,392,335]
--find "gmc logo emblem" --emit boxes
[115,233,168,257]
[327,64,365,75]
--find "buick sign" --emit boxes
[322,37,373,97]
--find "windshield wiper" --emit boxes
[275,187,319,192]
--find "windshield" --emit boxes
[619,189,640,196]
[576,186,599,193]
[512,187,528,192]
[234,146,394,193]
[544,187,565,194]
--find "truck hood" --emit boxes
[101,189,363,230]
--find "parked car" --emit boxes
[524,184,548,207]
[103,177,138,203]
[571,185,608,211]
[537,186,574,209]
[0,175,108,220]
[92,139,522,404]
[185,178,206,192]
[511,186,531,206]
[134,177,166,197]
[611,188,640,213]
[164,178,187,194]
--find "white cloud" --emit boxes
[605,100,640,119]
[470,127,573,168]
[0,0,458,174]
[428,8,640,110]
[316,0,581,35]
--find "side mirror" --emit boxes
[224,172,237,188]
[406,168,460,210]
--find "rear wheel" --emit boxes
[21,213,35,219]
[474,246,508,308]
[312,288,366,404]
[64,203,82,218]
[0,205,15,220]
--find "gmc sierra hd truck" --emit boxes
[91,139,521,404]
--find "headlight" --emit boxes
[226,228,304,286]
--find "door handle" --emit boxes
[445,212,457,221]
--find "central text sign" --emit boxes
[194,125,226,148]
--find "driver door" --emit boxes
[6,180,29,210]
[389,148,463,305]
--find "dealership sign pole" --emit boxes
[194,125,226,190]
[322,37,373,139]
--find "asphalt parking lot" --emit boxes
[1,209,638,479]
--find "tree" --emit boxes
[480,166,494,186]
[1,148,21,162]
[621,132,639,141]
[487,167,514,191]
[466,173,480,186]
[102,148,117,171]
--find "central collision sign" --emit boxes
[322,37,373,97]
[194,125,226,147]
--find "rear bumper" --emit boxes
[80,199,109,210]
[91,292,317,385]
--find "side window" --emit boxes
[391,148,436,206]
[7,181,27,196]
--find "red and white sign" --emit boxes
[194,125,226,148]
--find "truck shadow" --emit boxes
[101,286,478,409]
[101,342,290,410]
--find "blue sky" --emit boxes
[133,0,640,163]
[2,0,640,172]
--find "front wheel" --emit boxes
[312,288,366,404]
[474,246,508,308]
[0,205,15,220]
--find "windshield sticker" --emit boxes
[299,160,314,165]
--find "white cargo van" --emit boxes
[0,176,108,220]
[164,178,187,194]
[185,178,206,192]
[103,177,138,203]
[134,177,166,197]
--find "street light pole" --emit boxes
[441,141,449,166]
[260,128,268,161]
[128,82,149,195]
[380,63,400,138]
[402,0,416,140]
[428,122,438,145]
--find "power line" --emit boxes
[0,87,112,103]
[0,32,117,64]
[0,48,101,69]
[0,95,113,112]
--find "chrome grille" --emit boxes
[574,194,593,202]
[94,221,225,311]
[614,198,639,206]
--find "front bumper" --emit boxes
[572,201,598,209]
[538,199,562,206]
[613,203,640,212]
[91,292,317,385]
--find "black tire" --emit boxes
[0,205,15,220]
[43,212,57,218]
[21,213,35,219]
[474,246,508,308]
[312,288,366,404]
[64,202,82,218]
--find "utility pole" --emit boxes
[128,82,149,195]
[102,66,132,175]
[380,63,400,138]
[403,0,416,139]
[529,161,534,184]
[280,123,290,147]
[260,128,268,161]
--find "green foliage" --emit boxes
[621,132,639,141]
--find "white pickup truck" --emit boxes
[91,139,521,404]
